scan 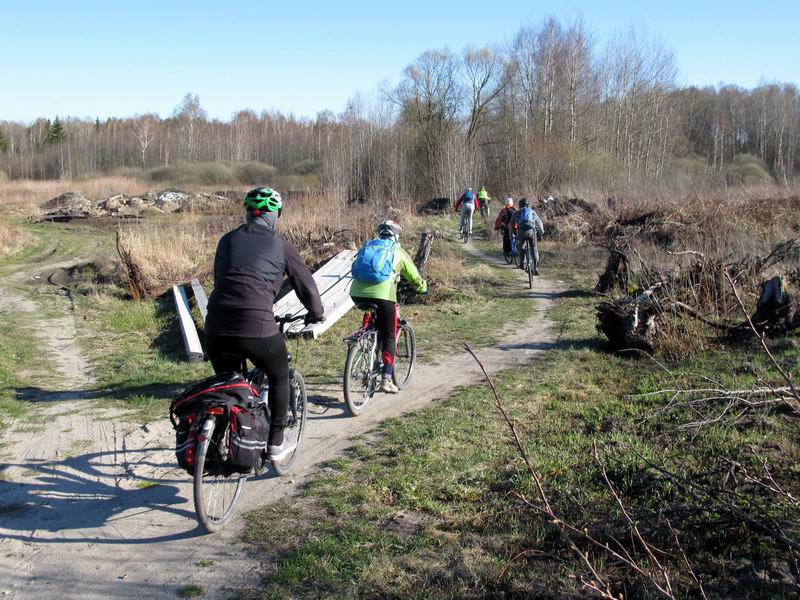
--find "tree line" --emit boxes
[1,16,798,200]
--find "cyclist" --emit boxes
[514,197,544,274]
[204,187,325,461]
[350,220,427,394]
[477,186,491,219]
[454,187,479,238]
[494,197,517,257]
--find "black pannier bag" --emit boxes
[170,372,259,474]
[228,404,269,473]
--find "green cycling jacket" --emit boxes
[350,244,427,302]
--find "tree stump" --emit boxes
[597,298,659,353]
[595,247,631,294]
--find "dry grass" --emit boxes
[116,195,418,294]
[0,176,150,214]
[0,215,30,257]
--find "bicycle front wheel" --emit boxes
[272,370,307,475]
[393,322,416,389]
[193,417,246,533]
[343,340,375,416]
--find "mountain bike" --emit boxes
[342,302,416,416]
[192,313,307,533]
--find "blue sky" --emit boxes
[1,0,798,122]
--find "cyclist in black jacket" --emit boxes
[205,187,324,461]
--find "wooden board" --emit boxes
[273,249,358,339]
[172,285,204,362]
[190,278,208,320]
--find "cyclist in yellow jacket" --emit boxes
[350,220,427,393]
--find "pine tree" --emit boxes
[0,129,7,153]
[48,117,66,144]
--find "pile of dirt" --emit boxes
[41,192,99,220]
[41,190,237,221]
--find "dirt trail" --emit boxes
[0,237,560,599]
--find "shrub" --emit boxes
[234,161,278,185]
[288,159,322,176]
[193,162,237,185]
[724,153,772,185]
[146,161,237,186]
[0,170,9,183]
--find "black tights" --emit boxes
[206,333,289,443]
[352,297,397,378]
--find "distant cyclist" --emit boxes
[454,188,479,238]
[494,196,517,257]
[477,186,491,219]
[514,197,544,274]
[350,220,427,394]
[205,187,325,461]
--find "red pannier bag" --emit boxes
[169,372,259,473]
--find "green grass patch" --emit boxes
[0,313,46,428]
[176,584,204,598]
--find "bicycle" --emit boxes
[192,313,307,533]
[516,232,539,289]
[342,302,416,416]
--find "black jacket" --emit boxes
[205,223,324,338]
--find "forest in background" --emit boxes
[1,16,798,201]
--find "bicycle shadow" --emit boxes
[0,446,205,544]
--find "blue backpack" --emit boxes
[463,190,476,203]
[351,238,396,284]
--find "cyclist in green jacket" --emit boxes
[478,186,491,218]
[351,220,427,394]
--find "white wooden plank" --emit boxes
[172,285,204,362]
[273,249,357,323]
[274,250,358,339]
[190,278,208,320]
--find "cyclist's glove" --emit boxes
[304,313,326,326]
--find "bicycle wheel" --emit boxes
[193,417,246,533]
[343,338,376,416]
[272,370,307,475]
[503,251,512,264]
[526,242,533,289]
[393,322,416,389]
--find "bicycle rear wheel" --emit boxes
[526,242,533,289]
[343,338,376,416]
[393,322,416,389]
[193,417,246,533]
[272,370,307,475]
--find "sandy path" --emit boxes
[0,238,559,599]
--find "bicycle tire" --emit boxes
[504,251,512,264]
[526,241,533,289]
[272,370,307,475]
[193,417,246,533]
[343,340,375,416]
[393,322,416,389]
